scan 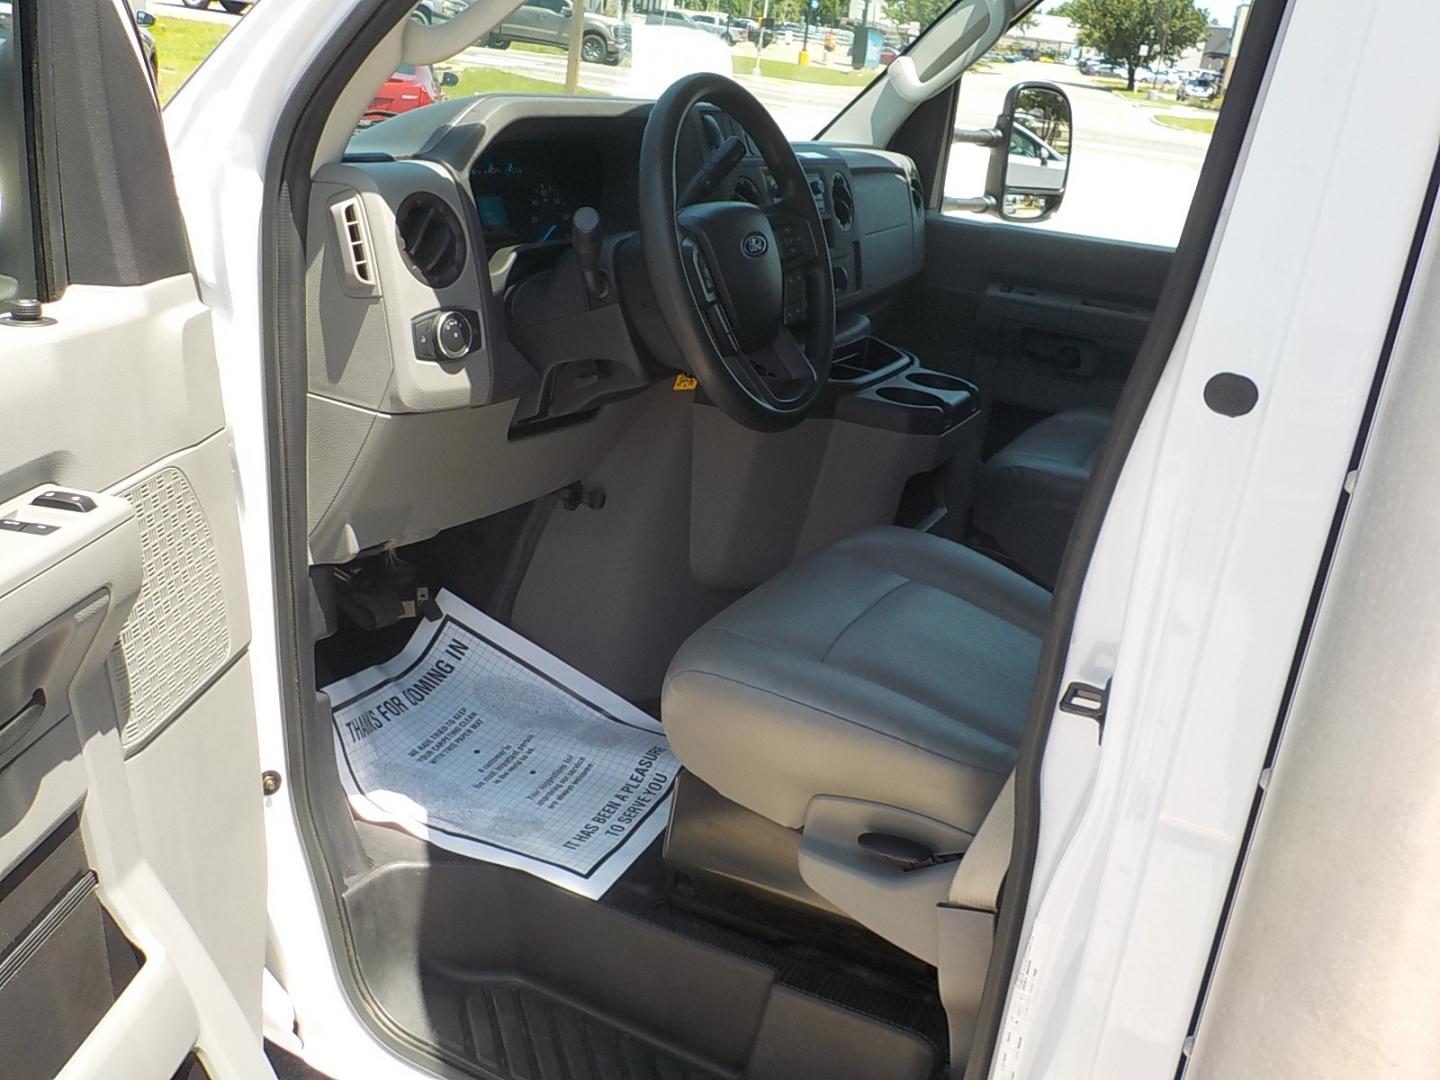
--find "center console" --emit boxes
[689,335,982,590]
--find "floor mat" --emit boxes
[324,590,678,898]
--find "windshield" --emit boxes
[361,0,957,140]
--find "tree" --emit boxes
[883,0,949,31]
[1058,0,1209,90]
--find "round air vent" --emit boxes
[909,173,925,213]
[831,173,854,230]
[395,192,466,290]
[733,176,763,206]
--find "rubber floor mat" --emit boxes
[464,981,726,1080]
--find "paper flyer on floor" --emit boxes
[323,589,677,899]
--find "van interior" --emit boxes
[294,6,1183,1078]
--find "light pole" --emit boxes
[753,0,770,74]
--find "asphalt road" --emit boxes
[145,3,1208,245]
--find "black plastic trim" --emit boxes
[962,1,1295,1075]
[36,0,189,292]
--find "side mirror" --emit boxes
[441,70,460,87]
[986,82,1072,222]
[134,8,157,26]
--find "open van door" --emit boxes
[0,0,269,1075]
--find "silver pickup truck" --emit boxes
[484,0,631,65]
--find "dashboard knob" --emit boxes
[434,310,474,360]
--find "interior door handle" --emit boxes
[0,689,47,769]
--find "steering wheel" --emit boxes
[639,73,835,432]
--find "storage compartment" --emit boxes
[0,817,142,1080]
[828,336,909,384]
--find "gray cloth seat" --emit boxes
[661,527,1048,836]
[973,407,1110,589]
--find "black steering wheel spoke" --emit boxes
[639,73,835,432]
[766,208,821,272]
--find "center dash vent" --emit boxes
[909,172,925,213]
[831,173,854,230]
[330,195,380,298]
[395,192,467,290]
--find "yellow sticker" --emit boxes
[672,373,698,392]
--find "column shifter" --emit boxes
[572,206,610,303]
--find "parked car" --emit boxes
[360,63,457,125]
[689,12,744,44]
[486,0,631,65]
[133,8,161,83]
[181,0,252,13]
[1007,121,1067,193]
[879,40,900,65]
[1178,73,1219,101]
[412,0,470,22]
[645,8,703,31]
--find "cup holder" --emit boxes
[906,371,970,392]
[877,386,945,409]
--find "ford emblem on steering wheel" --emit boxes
[741,232,769,258]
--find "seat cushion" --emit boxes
[661,527,1048,834]
[973,407,1111,589]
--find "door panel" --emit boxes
[0,0,268,1073]
[888,214,1172,446]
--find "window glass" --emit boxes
[353,0,961,142]
[0,0,36,302]
[944,6,1239,247]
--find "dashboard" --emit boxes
[307,95,926,564]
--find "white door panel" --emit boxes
[0,0,269,1070]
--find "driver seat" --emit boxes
[661,527,1047,960]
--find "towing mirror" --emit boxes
[988,82,1071,221]
[947,81,1072,222]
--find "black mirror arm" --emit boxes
[953,126,1003,148]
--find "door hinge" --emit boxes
[1059,680,1110,740]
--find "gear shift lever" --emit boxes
[572,206,609,302]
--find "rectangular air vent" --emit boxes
[330,195,382,298]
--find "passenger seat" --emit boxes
[972,407,1110,589]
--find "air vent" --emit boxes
[909,173,925,213]
[395,192,467,290]
[831,173,854,230]
[330,195,380,298]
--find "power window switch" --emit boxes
[0,519,27,533]
[22,522,59,535]
[31,490,95,512]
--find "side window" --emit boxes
[0,0,38,302]
[943,9,1239,247]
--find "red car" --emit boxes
[361,63,457,126]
